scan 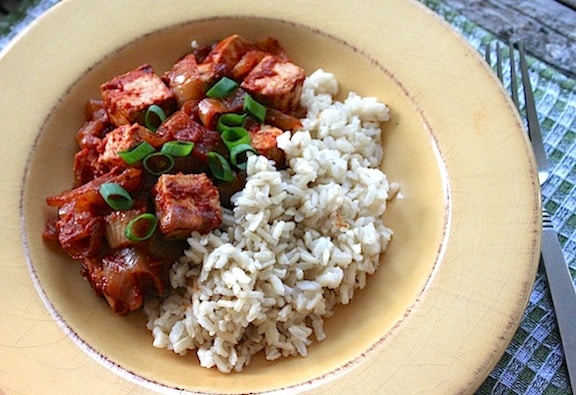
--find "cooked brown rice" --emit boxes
[144,69,394,373]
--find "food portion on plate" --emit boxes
[42,34,395,372]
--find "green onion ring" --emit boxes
[144,104,167,132]
[207,151,234,182]
[142,152,175,175]
[216,113,247,133]
[229,144,258,171]
[160,141,195,157]
[221,127,251,151]
[99,183,134,210]
[118,141,156,165]
[206,77,239,99]
[125,213,158,242]
[243,95,266,123]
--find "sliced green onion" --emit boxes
[207,151,234,182]
[118,141,156,165]
[125,213,158,242]
[144,104,167,132]
[243,95,266,123]
[143,152,175,175]
[229,144,258,171]
[99,183,133,210]
[216,113,247,132]
[206,77,239,98]
[221,127,251,151]
[161,141,195,157]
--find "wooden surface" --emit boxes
[441,0,576,78]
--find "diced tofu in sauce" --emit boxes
[249,124,286,167]
[152,173,222,239]
[100,64,174,127]
[45,34,313,315]
[98,123,148,169]
[241,55,306,113]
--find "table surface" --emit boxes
[444,0,576,79]
[1,1,575,394]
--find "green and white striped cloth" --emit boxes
[1,0,574,393]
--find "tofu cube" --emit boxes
[98,123,147,169]
[152,173,222,238]
[100,64,173,127]
[240,55,305,112]
[250,124,286,167]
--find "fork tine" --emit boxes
[495,42,504,81]
[485,44,491,65]
[509,42,520,109]
[517,41,549,182]
[485,42,505,87]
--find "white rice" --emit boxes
[144,69,394,373]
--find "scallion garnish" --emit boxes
[144,104,167,132]
[221,127,251,151]
[243,95,266,123]
[229,143,258,170]
[160,141,195,157]
[118,141,156,165]
[99,183,134,210]
[216,113,247,132]
[207,151,234,182]
[205,77,239,98]
[125,213,158,242]
[143,152,175,175]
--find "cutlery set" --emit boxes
[486,41,576,392]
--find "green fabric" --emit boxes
[1,1,575,393]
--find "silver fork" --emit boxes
[486,41,576,392]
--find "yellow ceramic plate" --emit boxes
[0,0,540,393]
